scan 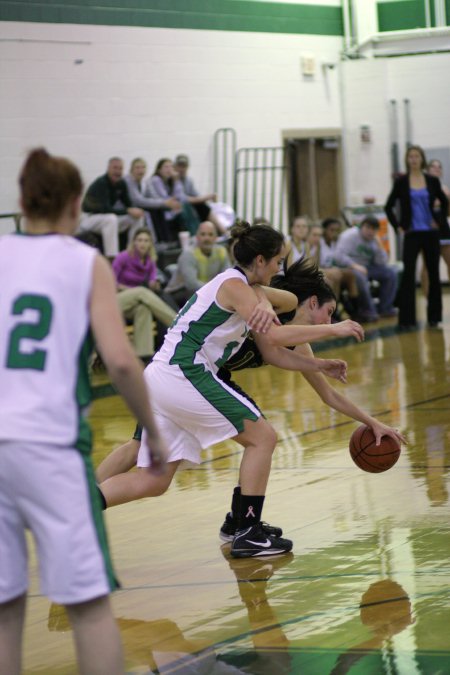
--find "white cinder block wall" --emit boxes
[341,53,450,206]
[1,18,449,253]
[341,52,450,277]
[0,20,343,227]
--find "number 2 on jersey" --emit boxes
[6,294,53,370]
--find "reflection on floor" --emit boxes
[23,296,450,674]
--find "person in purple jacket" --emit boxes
[112,228,177,361]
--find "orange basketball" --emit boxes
[349,424,401,473]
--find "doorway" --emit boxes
[283,129,344,225]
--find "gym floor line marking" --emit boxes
[200,394,450,465]
[28,576,450,598]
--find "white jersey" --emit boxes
[0,233,97,451]
[287,236,307,264]
[154,267,250,375]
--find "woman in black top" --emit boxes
[385,145,449,328]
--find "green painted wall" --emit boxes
[378,1,426,31]
[0,0,343,36]
[378,0,450,31]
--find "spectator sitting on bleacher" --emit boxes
[113,228,177,362]
[174,154,224,235]
[166,220,231,306]
[124,158,181,244]
[147,158,199,241]
[335,216,398,322]
[307,223,323,262]
[79,157,144,259]
[285,215,311,267]
[317,218,360,318]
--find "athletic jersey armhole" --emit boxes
[214,274,248,314]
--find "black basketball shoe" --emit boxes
[219,512,283,543]
[231,523,293,558]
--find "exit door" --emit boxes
[285,135,343,224]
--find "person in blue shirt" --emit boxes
[385,145,449,328]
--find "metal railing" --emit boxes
[213,129,290,231]
[234,146,289,232]
[0,212,22,234]
[213,127,236,204]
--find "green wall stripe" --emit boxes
[429,0,436,27]
[0,1,343,36]
[377,1,427,31]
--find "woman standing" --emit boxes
[385,145,449,328]
[0,148,167,675]
[113,228,177,361]
[98,222,364,559]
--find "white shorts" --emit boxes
[0,441,117,605]
[137,361,261,467]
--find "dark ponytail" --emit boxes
[230,219,284,267]
[271,257,336,307]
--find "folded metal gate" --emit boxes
[213,129,290,233]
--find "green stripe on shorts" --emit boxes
[178,362,259,433]
[82,450,119,592]
[171,302,259,432]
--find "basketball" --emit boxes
[349,424,401,473]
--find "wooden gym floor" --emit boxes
[23,293,450,674]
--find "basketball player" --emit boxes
[0,148,168,675]
[97,222,366,559]
[97,257,405,547]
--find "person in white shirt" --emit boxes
[0,148,168,675]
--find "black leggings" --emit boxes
[398,230,441,325]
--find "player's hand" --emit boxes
[318,358,348,383]
[247,301,279,333]
[369,421,407,448]
[332,319,365,342]
[145,434,169,475]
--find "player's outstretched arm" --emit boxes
[296,343,406,448]
[262,318,365,347]
[254,334,347,383]
[254,285,298,314]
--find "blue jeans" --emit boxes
[353,264,398,316]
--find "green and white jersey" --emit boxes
[0,233,97,453]
[154,267,251,375]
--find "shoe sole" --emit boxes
[219,532,234,543]
[231,547,292,558]
[220,527,283,544]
